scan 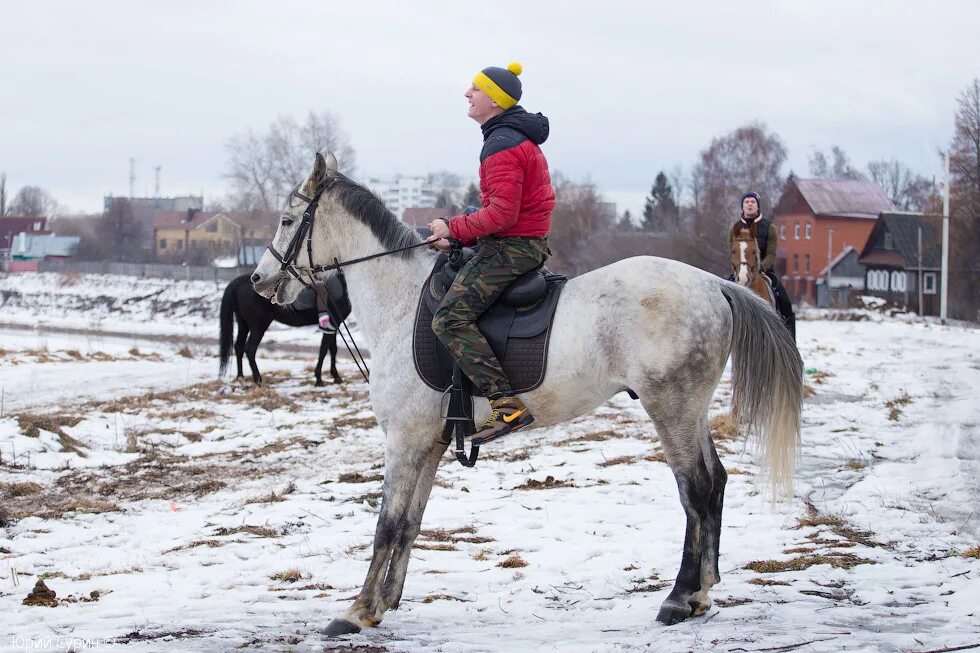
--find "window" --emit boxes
[923,272,937,295]
[884,232,894,250]
[34,221,42,230]
[794,223,800,239]
[779,224,786,240]
[159,239,167,250]
[891,271,906,292]
[867,269,888,292]
[176,240,183,251]
[805,223,812,239]
[205,223,218,233]
[793,254,799,272]
[804,254,810,272]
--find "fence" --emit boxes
[38,259,255,282]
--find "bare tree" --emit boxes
[7,185,57,217]
[808,145,865,180]
[866,159,937,211]
[547,173,616,276]
[949,77,980,321]
[49,214,108,261]
[98,198,145,262]
[225,111,356,211]
[0,172,7,217]
[427,170,464,210]
[685,122,788,274]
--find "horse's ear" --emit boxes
[321,152,339,172]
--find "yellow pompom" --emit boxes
[507,61,523,76]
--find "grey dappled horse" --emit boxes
[251,153,803,635]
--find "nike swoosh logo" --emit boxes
[502,409,527,424]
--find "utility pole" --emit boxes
[154,166,161,197]
[941,152,950,324]
[917,226,924,317]
[826,226,834,307]
[129,158,136,198]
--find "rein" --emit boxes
[265,184,432,384]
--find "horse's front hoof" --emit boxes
[322,618,361,637]
[656,600,693,626]
[315,380,324,387]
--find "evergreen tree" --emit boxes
[641,172,680,232]
[462,183,481,209]
[615,209,635,231]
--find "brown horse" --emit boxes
[731,225,774,307]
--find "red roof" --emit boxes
[0,216,48,241]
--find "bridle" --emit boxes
[266,182,433,294]
[263,181,434,383]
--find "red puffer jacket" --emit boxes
[448,108,555,245]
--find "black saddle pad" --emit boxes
[412,253,566,396]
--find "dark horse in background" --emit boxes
[218,274,341,386]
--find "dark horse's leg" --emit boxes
[245,317,273,385]
[641,398,727,626]
[315,333,327,386]
[328,332,342,384]
[314,332,342,386]
[234,315,249,380]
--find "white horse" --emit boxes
[251,153,803,636]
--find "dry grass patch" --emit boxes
[807,370,834,385]
[331,414,380,431]
[560,429,623,444]
[270,568,309,583]
[745,552,874,573]
[414,542,457,551]
[748,577,790,586]
[0,481,119,521]
[513,475,573,490]
[337,471,384,484]
[598,455,638,468]
[628,571,670,593]
[163,539,224,554]
[803,385,817,398]
[709,414,740,441]
[244,481,297,505]
[885,391,912,421]
[214,525,280,538]
[796,504,878,547]
[176,345,194,358]
[421,593,470,603]
[419,526,494,544]
[497,554,528,568]
[643,452,667,464]
[961,545,980,559]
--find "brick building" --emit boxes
[772,179,895,304]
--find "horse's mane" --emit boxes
[323,173,423,257]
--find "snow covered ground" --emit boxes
[1,274,979,652]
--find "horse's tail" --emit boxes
[218,278,239,378]
[720,281,803,499]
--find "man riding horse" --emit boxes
[426,61,554,445]
[727,191,796,340]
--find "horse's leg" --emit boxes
[234,316,249,380]
[328,333,342,384]
[379,438,446,611]
[323,429,433,636]
[314,333,328,387]
[245,320,271,385]
[642,399,724,626]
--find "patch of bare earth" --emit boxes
[513,475,573,490]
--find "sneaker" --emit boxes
[471,396,534,446]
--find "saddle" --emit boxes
[412,248,567,396]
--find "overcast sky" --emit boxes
[2,1,978,218]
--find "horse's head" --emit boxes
[731,228,761,284]
[251,152,340,304]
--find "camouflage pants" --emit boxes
[432,236,550,399]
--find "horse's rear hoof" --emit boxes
[656,601,692,626]
[322,618,361,637]
[315,380,324,387]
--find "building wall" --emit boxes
[366,176,436,218]
[774,213,875,303]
